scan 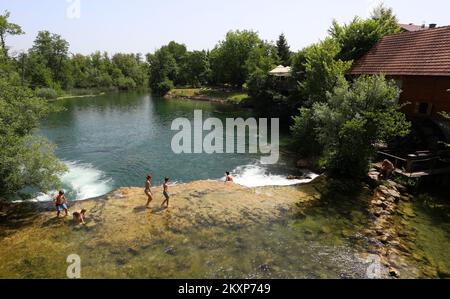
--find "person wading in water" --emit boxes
[225,171,234,183]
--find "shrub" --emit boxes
[35,88,58,100]
[154,79,174,96]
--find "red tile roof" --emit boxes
[349,26,450,77]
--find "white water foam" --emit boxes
[231,164,319,188]
[25,161,114,202]
[60,161,114,200]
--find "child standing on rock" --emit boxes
[145,175,153,208]
[161,177,171,208]
[54,190,69,218]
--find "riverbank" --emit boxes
[1,177,449,279]
[56,93,106,100]
[165,87,249,104]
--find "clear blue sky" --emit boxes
[2,0,449,55]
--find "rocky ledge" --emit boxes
[365,179,447,278]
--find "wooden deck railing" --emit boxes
[375,151,447,177]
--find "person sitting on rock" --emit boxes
[72,209,87,225]
[379,159,395,180]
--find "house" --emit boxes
[349,25,450,119]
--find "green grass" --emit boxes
[167,88,200,98]
[167,87,249,104]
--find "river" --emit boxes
[36,92,310,201]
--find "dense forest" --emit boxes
[0,5,413,197]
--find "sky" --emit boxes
[1,0,449,55]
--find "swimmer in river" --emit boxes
[225,171,234,183]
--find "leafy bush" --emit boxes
[116,76,137,91]
[35,88,58,100]
[154,79,174,96]
[291,75,411,179]
[0,79,67,196]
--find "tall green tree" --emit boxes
[180,50,211,87]
[294,38,352,106]
[210,30,261,87]
[160,41,187,85]
[329,4,400,62]
[111,53,148,90]
[27,31,70,89]
[276,33,291,66]
[147,47,177,95]
[245,40,279,96]
[0,11,24,59]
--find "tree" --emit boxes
[147,47,177,95]
[276,33,291,66]
[245,40,279,97]
[180,50,211,87]
[160,41,187,85]
[28,31,70,89]
[0,77,67,196]
[111,53,148,90]
[210,30,261,87]
[69,53,93,88]
[0,11,24,59]
[291,75,411,178]
[295,38,352,106]
[329,4,400,62]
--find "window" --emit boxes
[415,102,433,116]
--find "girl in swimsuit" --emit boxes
[145,175,153,208]
[161,177,170,208]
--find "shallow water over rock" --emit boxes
[0,179,448,279]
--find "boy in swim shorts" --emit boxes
[54,190,69,218]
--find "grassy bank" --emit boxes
[35,87,118,101]
[165,87,249,104]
